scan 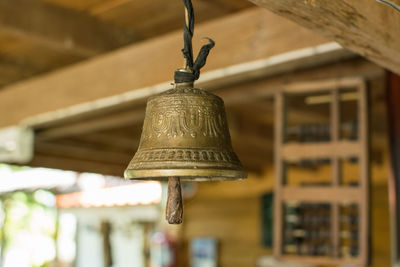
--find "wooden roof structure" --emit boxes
[0,0,253,87]
[0,0,398,175]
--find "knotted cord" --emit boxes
[174,0,215,83]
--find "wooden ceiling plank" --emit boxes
[90,0,131,15]
[249,0,400,74]
[35,141,131,165]
[0,0,137,57]
[75,133,140,151]
[36,110,144,141]
[30,154,125,176]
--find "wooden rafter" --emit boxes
[0,0,137,57]
[249,0,400,74]
[35,141,132,165]
[36,110,144,141]
[30,154,126,176]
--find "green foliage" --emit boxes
[0,163,30,172]
[0,190,57,267]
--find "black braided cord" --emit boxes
[175,0,215,83]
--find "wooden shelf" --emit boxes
[281,186,361,203]
[279,255,362,266]
[282,141,360,161]
[273,78,368,266]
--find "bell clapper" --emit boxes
[166,177,183,224]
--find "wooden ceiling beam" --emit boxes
[30,154,125,176]
[74,133,140,151]
[249,0,400,74]
[0,0,137,57]
[0,7,330,128]
[35,141,132,165]
[36,110,144,141]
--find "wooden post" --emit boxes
[331,88,340,258]
[100,221,113,267]
[386,72,400,266]
[142,222,153,267]
[358,80,369,266]
[273,92,284,258]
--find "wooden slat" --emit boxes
[74,133,140,151]
[249,0,400,75]
[36,110,144,140]
[273,92,284,258]
[281,187,362,203]
[279,255,362,266]
[358,79,369,265]
[0,32,84,87]
[30,154,125,176]
[330,89,340,258]
[0,0,136,56]
[90,0,252,40]
[282,141,361,161]
[283,77,364,94]
[35,141,132,165]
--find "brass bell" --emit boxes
[124,69,247,224]
[125,69,247,181]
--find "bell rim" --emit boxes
[124,168,247,181]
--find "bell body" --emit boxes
[124,83,247,181]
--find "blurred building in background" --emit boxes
[0,166,162,267]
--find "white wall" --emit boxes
[111,222,144,267]
[76,220,103,267]
[66,205,159,267]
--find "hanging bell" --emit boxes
[124,0,246,225]
[124,69,247,181]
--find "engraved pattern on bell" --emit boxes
[124,84,247,181]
